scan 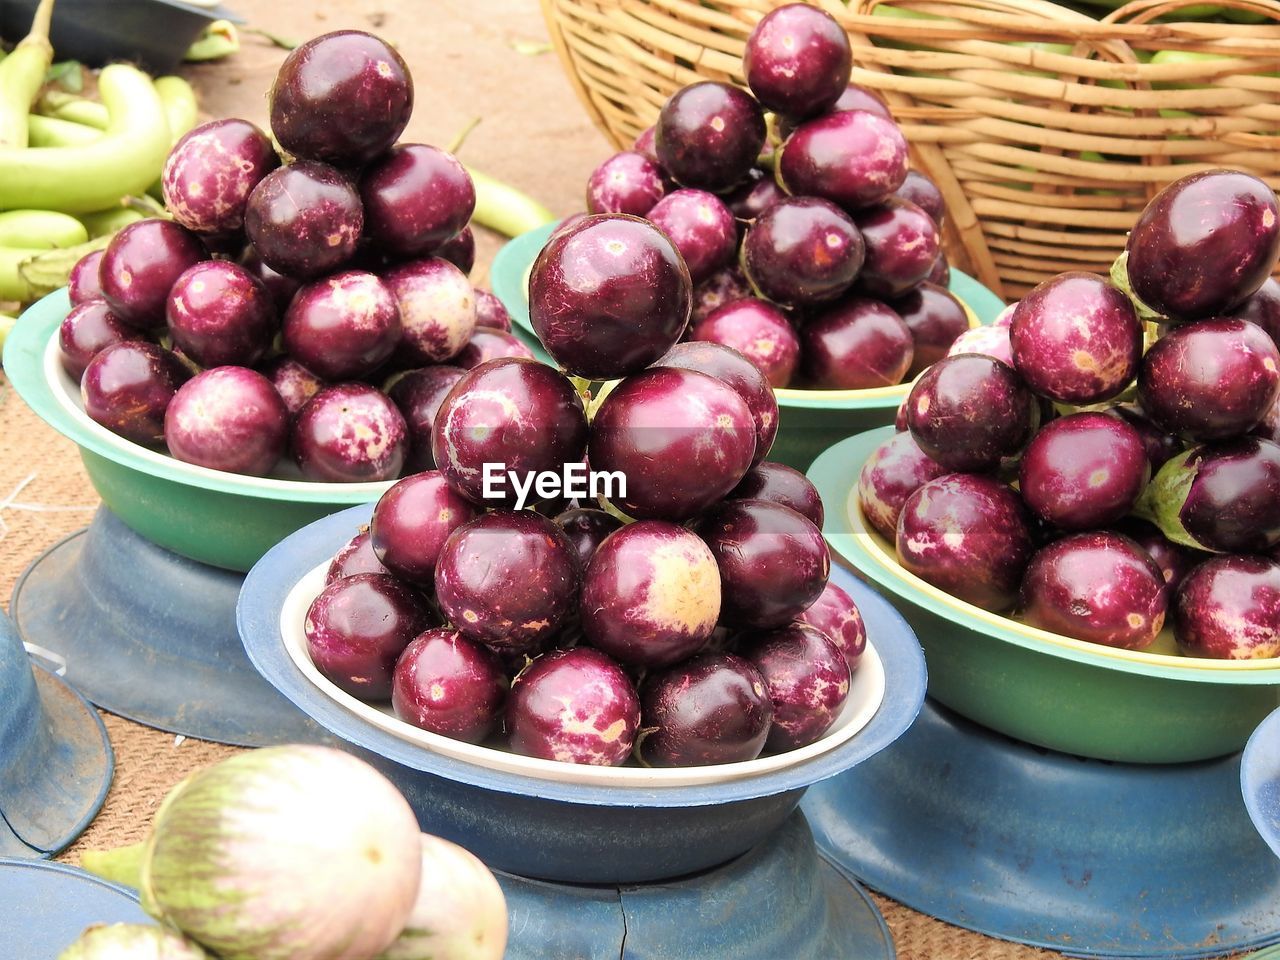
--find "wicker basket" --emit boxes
[541,0,1280,301]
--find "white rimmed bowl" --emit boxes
[279,559,887,788]
[238,502,928,883]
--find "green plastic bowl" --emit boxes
[490,223,1008,472]
[3,292,394,572]
[808,425,1280,764]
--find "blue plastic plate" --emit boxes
[10,507,335,748]
[495,811,895,959]
[0,859,150,958]
[803,700,1280,958]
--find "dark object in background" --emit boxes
[0,0,241,75]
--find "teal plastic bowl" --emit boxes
[3,292,393,572]
[808,426,1280,764]
[490,223,1007,472]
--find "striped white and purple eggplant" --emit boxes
[58,924,209,959]
[375,835,508,960]
[134,746,422,960]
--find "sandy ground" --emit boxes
[184,0,606,282]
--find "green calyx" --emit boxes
[1134,447,1205,551]
[1108,251,1164,323]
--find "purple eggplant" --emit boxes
[292,383,408,482]
[529,214,691,380]
[361,144,475,258]
[431,357,588,508]
[164,366,289,476]
[269,30,412,167]
[163,119,279,235]
[1018,531,1167,649]
[81,341,189,446]
[896,473,1034,612]
[744,4,852,119]
[586,151,666,217]
[1139,437,1280,554]
[857,430,949,541]
[370,471,477,586]
[729,461,824,528]
[1137,317,1280,441]
[507,648,640,766]
[653,339,780,463]
[739,622,850,752]
[244,162,363,280]
[1009,272,1142,405]
[435,510,580,655]
[99,219,207,330]
[802,296,913,389]
[778,110,908,212]
[166,260,275,369]
[580,520,721,669]
[589,366,756,520]
[905,353,1037,473]
[1125,170,1280,323]
[1174,555,1280,659]
[696,499,830,630]
[392,628,507,743]
[655,81,765,193]
[689,297,800,388]
[637,653,774,767]
[304,573,433,700]
[741,197,864,306]
[1018,412,1150,530]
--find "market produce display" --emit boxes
[68,745,507,960]
[858,168,1280,660]
[575,3,967,391]
[296,198,877,768]
[54,30,532,484]
[0,0,199,319]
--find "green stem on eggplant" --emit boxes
[447,115,482,155]
[183,20,240,61]
[15,232,111,300]
[244,27,301,50]
[80,840,148,890]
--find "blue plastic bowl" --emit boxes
[238,503,927,884]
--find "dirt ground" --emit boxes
[185,0,605,283]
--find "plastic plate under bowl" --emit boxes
[238,502,927,884]
[802,699,1280,958]
[808,426,1280,763]
[280,560,886,788]
[4,291,396,571]
[489,222,1008,472]
[0,859,150,958]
